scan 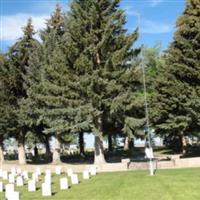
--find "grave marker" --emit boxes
[16,168,22,175]
[71,174,79,184]
[67,168,73,177]
[45,169,51,176]
[11,167,16,176]
[44,174,51,185]
[90,166,97,176]
[42,183,51,196]
[32,173,38,182]
[0,182,3,192]
[8,174,15,184]
[28,180,36,192]
[16,176,24,186]
[56,166,62,175]
[36,167,41,176]
[0,169,3,177]
[7,191,19,200]
[60,178,69,190]
[83,170,90,179]
[5,184,14,199]
[22,171,29,180]
[3,171,8,180]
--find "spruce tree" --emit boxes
[0,53,17,163]
[152,0,200,153]
[7,19,40,164]
[64,0,140,164]
[0,54,7,163]
[28,5,76,163]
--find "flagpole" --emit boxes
[136,13,154,176]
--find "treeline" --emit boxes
[0,0,200,165]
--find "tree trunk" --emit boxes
[94,115,106,165]
[129,139,134,150]
[94,134,106,164]
[79,132,85,157]
[45,136,51,156]
[52,137,61,164]
[34,145,38,158]
[180,135,187,154]
[108,134,113,152]
[0,139,4,164]
[18,133,26,165]
[124,136,129,150]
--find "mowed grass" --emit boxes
[0,168,200,200]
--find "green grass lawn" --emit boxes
[1,168,200,200]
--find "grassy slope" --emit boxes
[0,168,200,200]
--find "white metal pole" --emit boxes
[141,54,154,176]
[136,13,154,176]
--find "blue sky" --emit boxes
[0,0,185,52]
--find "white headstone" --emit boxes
[11,167,16,176]
[5,184,14,199]
[22,171,29,180]
[16,168,22,175]
[28,180,36,192]
[8,174,15,183]
[36,167,41,176]
[60,178,68,190]
[67,168,73,177]
[7,191,19,200]
[90,166,97,176]
[16,176,24,186]
[83,170,90,180]
[44,175,51,185]
[0,182,3,192]
[45,169,51,176]
[42,183,51,196]
[71,174,79,184]
[32,173,38,182]
[55,166,62,175]
[3,170,8,180]
[0,169,3,177]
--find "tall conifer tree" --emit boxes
[7,19,40,164]
[153,0,200,153]
[29,5,74,163]
[0,53,17,163]
[64,0,140,164]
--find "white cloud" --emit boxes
[150,0,165,7]
[123,6,140,17]
[0,14,49,41]
[141,20,172,34]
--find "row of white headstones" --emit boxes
[0,166,97,200]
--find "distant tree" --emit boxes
[144,46,164,91]
[152,0,200,153]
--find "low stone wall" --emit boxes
[96,163,128,172]
[129,157,200,170]
[156,157,200,169]
[0,164,91,173]
[1,157,200,173]
[173,157,200,168]
[0,163,128,173]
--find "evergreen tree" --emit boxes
[152,0,200,153]
[7,19,40,164]
[64,0,140,164]
[0,53,17,163]
[28,5,77,163]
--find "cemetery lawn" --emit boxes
[1,168,200,200]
